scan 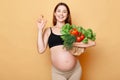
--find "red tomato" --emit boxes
[76,34,85,42]
[80,34,85,40]
[76,36,82,42]
[70,28,79,36]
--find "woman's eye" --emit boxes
[56,9,67,14]
[63,11,67,13]
[57,10,61,12]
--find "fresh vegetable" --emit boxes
[76,36,82,42]
[60,23,96,50]
[80,34,85,40]
[70,28,79,36]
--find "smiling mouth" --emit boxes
[58,16,64,19]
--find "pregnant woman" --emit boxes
[37,2,95,80]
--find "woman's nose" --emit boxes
[59,12,63,15]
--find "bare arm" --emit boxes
[73,39,96,48]
[37,15,49,54]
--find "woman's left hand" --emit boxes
[69,47,85,56]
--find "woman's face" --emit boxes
[54,5,68,23]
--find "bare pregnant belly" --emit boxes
[50,46,77,71]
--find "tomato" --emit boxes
[76,36,82,42]
[76,34,85,42]
[80,34,85,40]
[70,28,79,36]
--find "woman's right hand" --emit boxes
[37,15,47,30]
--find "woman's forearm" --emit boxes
[37,30,45,53]
[73,40,96,48]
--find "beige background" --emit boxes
[0,0,120,80]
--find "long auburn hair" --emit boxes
[53,2,72,26]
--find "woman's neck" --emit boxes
[55,22,65,28]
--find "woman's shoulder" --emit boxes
[44,26,53,35]
[45,26,55,31]
[45,26,53,31]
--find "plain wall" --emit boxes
[0,0,120,80]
